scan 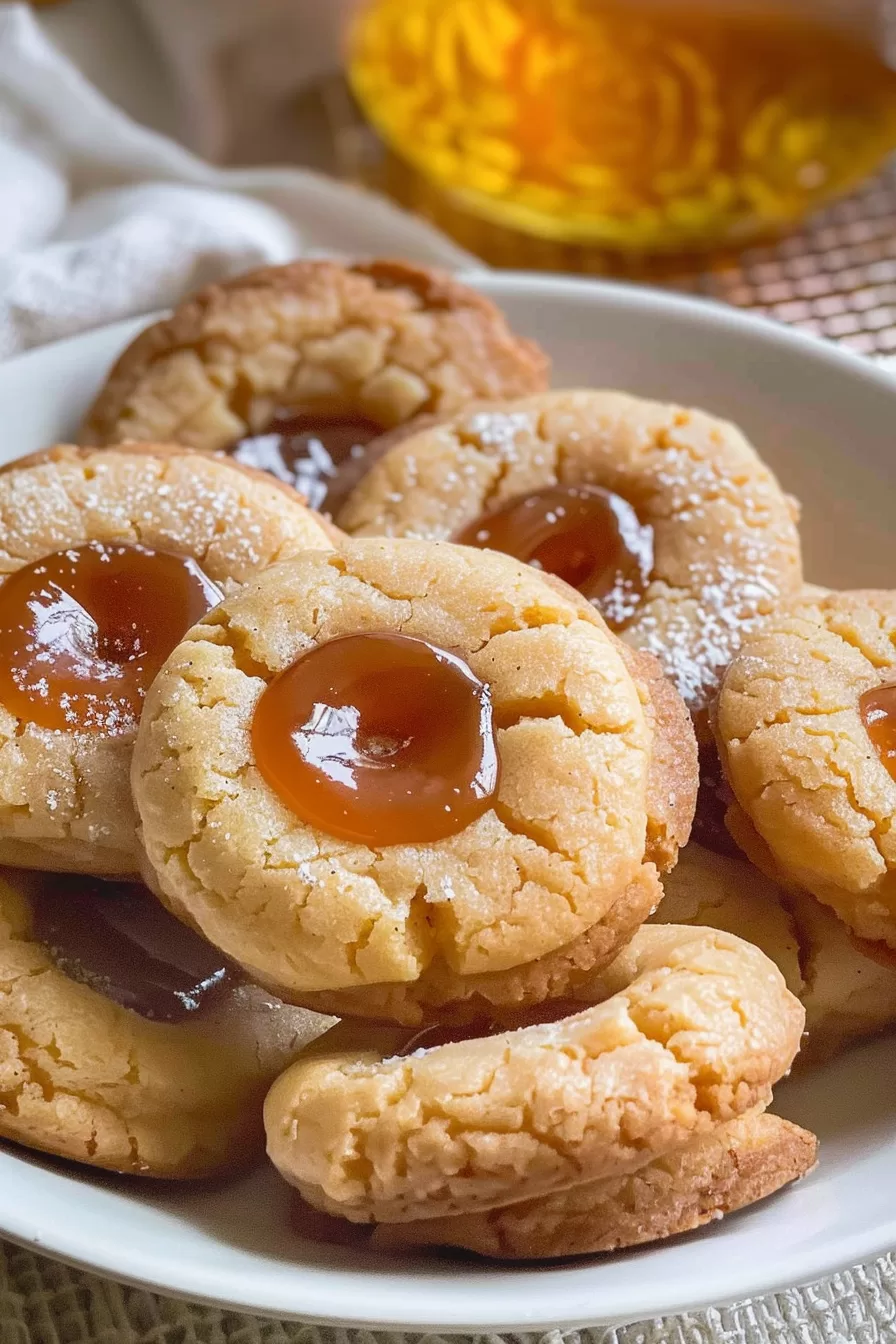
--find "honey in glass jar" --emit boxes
[347,0,896,251]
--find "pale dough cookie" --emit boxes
[280,866,661,1027]
[81,259,549,503]
[656,844,804,997]
[133,538,662,995]
[716,590,896,949]
[0,444,333,878]
[264,924,804,1223]
[288,640,696,1025]
[370,1114,817,1258]
[656,842,896,1062]
[540,569,698,871]
[0,871,334,1178]
[338,390,803,709]
[615,637,697,871]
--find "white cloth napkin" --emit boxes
[0,4,472,362]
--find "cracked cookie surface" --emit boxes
[286,640,696,1025]
[369,1113,817,1258]
[655,842,896,1061]
[0,445,333,878]
[716,590,896,949]
[338,390,803,709]
[0,870,333,1177]
[133,537,656,996]
[80,260,549,504]
[263,923,804,1222]
[274,865,661,1027]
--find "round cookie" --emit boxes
[0,869,334,1177]
[0,444,334,878]
[337,390,803,708]
[81,260,549,513]
[281,866,661,1028]
[614,636,697,872]
[657,843,896,1061]
[133,537,664,998]
[655,844,805,999]
[285,639,697,1025]
[369,1114,817,1258]
[264,924,805,1223]
[716,590,896,949]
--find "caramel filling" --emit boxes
[251,632,500,845]
[230,410,382,514]
[456,484,653,629]
[860,682,896,783]
[0,542,222,734]
[288,1193,373,1245]
[30,876,230,1022]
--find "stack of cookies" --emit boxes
[1,259,893,1262]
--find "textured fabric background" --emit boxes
[1,1241,895,1343]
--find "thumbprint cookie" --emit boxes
[132,538,695,1002]
[716,589,896,950]
[368,1114,816,1258]
[656,842,896,1061]
[0,869,333,1177]
[284,636,696,1026]
[338,390,803,709]
[81,260,549,516]
[264,924,805,1225]
[0,444,333,877]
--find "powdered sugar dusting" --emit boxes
[344,392,802,709]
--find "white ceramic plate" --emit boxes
[0,274,894,1333]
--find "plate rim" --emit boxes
[0,270,894,1331]
[1,1185,894,1333]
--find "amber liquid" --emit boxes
[348,0,896,252]
[860,682,896,783]
[252,632,500,846]
[0,543,221,735]
[455,483,653,629]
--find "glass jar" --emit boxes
[346,0,896,253]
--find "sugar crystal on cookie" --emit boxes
[0,541,222,734]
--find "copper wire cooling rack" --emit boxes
[384,151,896,367]
[663,166,896,364]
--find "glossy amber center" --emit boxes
[860,682,896,783]
[0,542,222,734]
[30,876,230,1022]
[455,484,653,628]
[231,410,382,513]
[251,632,500,845]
